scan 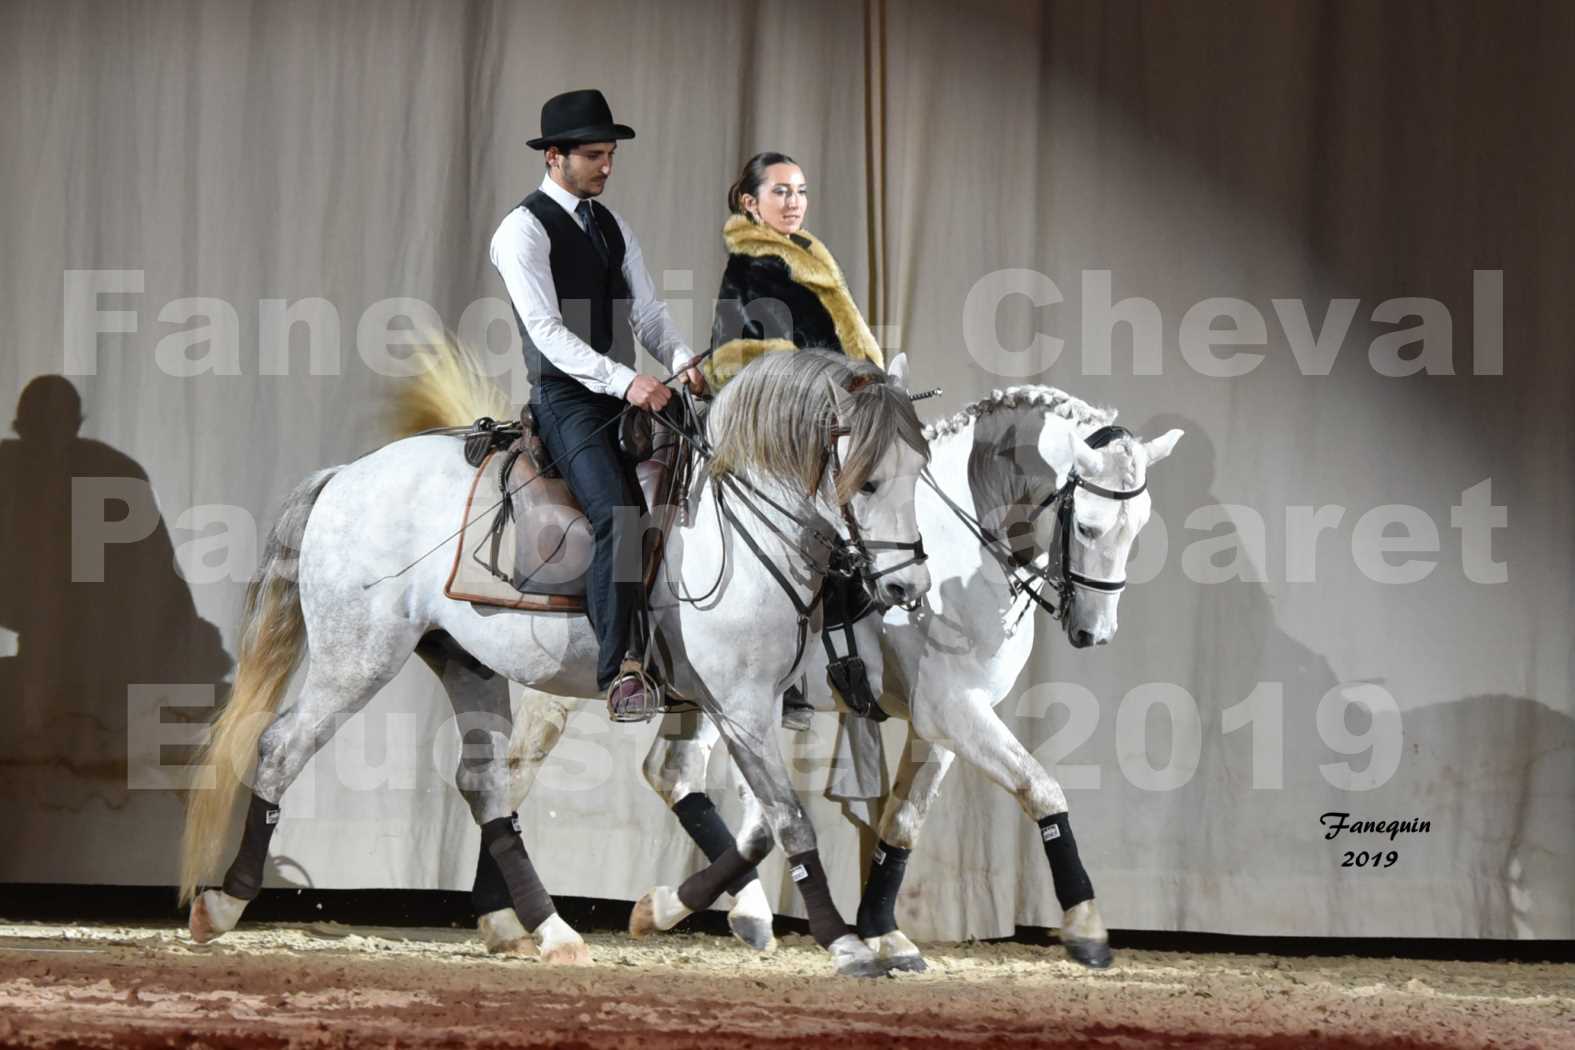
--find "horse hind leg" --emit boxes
[192,647,411,943]
[628,712,775,951]
[470,687,572,956]
[422,635,588,966]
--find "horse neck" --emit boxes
[949,404,1100,531]
[692,464,836,579]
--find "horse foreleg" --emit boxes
[635,711,776,950]
[635,701,886,977]
[849,727,956,972]
[913,689,1111,969]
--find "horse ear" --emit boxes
[1143,428,1184,465]
[885,352,911,392]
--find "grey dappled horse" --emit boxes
[180,345,930,977]
[491,387,1181,970]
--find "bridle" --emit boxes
[924,424,1146,631]
[817,395,928,604]
[660,381,928,668]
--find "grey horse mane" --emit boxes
[707,349,929,503]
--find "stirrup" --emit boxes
[827,655,885,721]
[607,662,661,724]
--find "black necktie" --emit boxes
[576,200,609,265]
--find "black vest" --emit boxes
[515,190,632,387]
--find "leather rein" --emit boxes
[659,384,927,671]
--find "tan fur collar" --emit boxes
[722,215,884,368]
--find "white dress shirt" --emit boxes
[489,174,694,400]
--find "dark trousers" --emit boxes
[531,378,645,690]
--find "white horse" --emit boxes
[482,387,1181,970]
[179,346,931,977]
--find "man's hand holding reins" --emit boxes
[625,374,672,411]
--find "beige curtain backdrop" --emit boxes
[1,0,1569,940]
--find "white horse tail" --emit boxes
[388,337,512,435]
[178,466,341,905]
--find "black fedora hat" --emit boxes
[527,89,636,150]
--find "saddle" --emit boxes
[444,407,690,613]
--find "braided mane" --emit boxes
[924,385,1116,441]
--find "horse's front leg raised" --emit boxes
[638,710,776,950]
[913,689,1112,969]
[631,698,888,977]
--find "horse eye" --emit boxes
[1076,522,1098,542]
[860,480,879,495]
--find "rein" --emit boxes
[921,424,1146,629]
[657,380,926,615]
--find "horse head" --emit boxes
[1036,420,1182,647]
[825,352,931,609]
[708,349,932,610]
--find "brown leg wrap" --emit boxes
[480,815,555,931]
[788,849,853,948]
[677,844,757,912]
[672,793,758,896]
[220,793,279,901]
[472,839,512,916]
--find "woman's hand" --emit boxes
[681,366,708,396]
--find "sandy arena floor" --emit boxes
[0,921,1570,1048]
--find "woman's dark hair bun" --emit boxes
[728,151,797,216]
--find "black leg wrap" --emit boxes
[854,841,911,939]
[471,838,513,916]
[220,793,279,901]
[787,849,852,949]
[480,815,555,931]
[1038,812,1095,911]
[677,844,756,912]
[672,792,758,896]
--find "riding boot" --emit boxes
[606,658,658,723]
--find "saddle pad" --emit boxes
[444,441,686,613]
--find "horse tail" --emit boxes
[178,465,341,905]
[389,337,513,435]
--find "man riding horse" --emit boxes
[489,89,705,720]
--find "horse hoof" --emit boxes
[884,953,927,973]
[727,913,776,952]
[629,893,658,939]
[488,934,539,958]
[1063,937,1113,969]
[836,955,891,978]
[189,896,220,945]
[541,939,592,966]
